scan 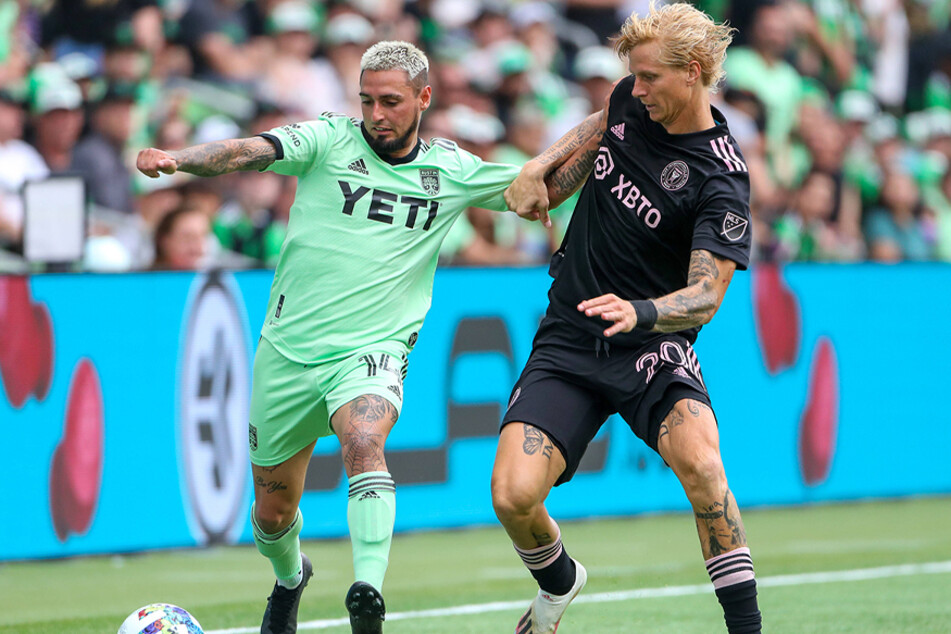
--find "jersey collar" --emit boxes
[360,123,422,165]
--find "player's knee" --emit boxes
[253,500,297,534]
[673,450,726,499]
[491,476,540,525]
[340,432,385,462]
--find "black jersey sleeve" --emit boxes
[691,173,752,270]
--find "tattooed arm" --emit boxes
[136,136,278,179]
[578,249,737,337]
[543,118,604,209]
[650,249,737,332]
[504,110,607,226]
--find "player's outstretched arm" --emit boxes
[505,110,606,226]
[136,136,277,179]
[578,250,737,337]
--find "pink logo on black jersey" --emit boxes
[661,160,689,191]
[508,387,521,409]
[594,146,614,180]
[610,123,625,140]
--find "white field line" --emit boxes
[206,560,951,633]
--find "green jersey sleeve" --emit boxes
[259,118,336,177]
[456,150,521,212]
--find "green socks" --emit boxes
[252,504,304,588]
[347,471,396,590]
[250,472,396,592]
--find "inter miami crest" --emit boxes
[419,168,440,195]
[661,160,689,191]
[721,211,749,241]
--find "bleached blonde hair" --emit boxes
[360,41,430,94]
[613,2,735,92]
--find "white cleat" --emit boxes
[515,560,587,633]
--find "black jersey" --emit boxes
[547,74,752,349]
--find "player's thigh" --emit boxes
[249,338,332,468]
[500,365,609,488]
[493,422,566,507]
[614,334,714,453]
[251,439,317,519]
[656,397,723,480]
[325,348,406,469]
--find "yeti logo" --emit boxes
[419,169,440,195]
[179,273,251,545]
[594,146,614,181]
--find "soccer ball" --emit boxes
[117,603,204,634]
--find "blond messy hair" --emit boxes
[361,41,430,94]
[613,2,735,93]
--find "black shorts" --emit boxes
[501,315,713,486]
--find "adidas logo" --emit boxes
[673,367,689,378]
[610,123,625,140]
[359,491,380,501]
[347,158,369,175]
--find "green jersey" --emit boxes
[259,113,520,363]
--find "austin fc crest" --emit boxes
[419,169,440,195]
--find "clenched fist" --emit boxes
[136,148,178,178]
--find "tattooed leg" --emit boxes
[693,488,749,558]
[658,399,762,630]
[252,439,317,533]
[331,395,401,590]
[491,423,566,549]
[657,398,749,559]
[332,394,399,477]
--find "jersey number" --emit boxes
[635,340,705,388]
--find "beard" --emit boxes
[367,112,420,156]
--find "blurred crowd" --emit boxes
[0,0,950,271]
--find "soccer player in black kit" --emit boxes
[492,4,763,633]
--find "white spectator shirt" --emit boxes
[0,139,50,236]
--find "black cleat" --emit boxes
[345,581,386,633]
[261,553,314,634]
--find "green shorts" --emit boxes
[248,337,407,466]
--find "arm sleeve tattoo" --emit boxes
[650,250,734,332]
[171,136,277,177]
[542,112,605,207]
[538,112,603,170]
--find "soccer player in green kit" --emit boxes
[137,41,526,634]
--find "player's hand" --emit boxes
[505,161,551,228]
[136,148,179,178]
[578,293,637,337]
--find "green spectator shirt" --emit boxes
[258,114,520,363]
[724,48,804,183]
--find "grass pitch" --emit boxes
[2,497,949,633]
